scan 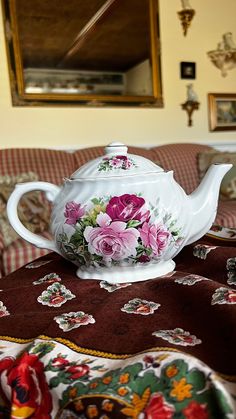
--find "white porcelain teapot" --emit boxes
[7,143,232,283]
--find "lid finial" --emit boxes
[105,142,128,155]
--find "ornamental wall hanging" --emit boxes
[181,84,199,126]
[177,0,195,36]
[207,32,236,77]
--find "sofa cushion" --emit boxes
[0,172,51,248]
[198,150,236,200]
[151,143,213,194]
[0,148,77,276]
[0,148,77,184]
[2,234,51,276]
[215,200,236,228]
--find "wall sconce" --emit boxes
[177,0,195,36]
[181,84,199,126]
[207,32,236,77]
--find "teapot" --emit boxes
[7,143,232,283]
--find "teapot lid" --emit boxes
[70,142,164,179]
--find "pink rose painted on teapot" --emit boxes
[64,202,85,225]
[106,194,150,223]
[58,193,181,273]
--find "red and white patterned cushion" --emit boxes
[0,148,76,184]
[215,200,236,228]
[0,149,77,276]
[152,143,213,194]
[2,235,52,276]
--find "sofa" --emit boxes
[0,143,235,277]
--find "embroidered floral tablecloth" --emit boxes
[0,225,235,418]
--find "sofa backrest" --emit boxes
[151,143,213,194]
[0,148,77,185]
[0,143,214,193]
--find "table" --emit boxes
[0,225,235,418]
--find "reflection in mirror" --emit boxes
[2,0,162,106]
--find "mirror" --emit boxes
[2,0,162,107]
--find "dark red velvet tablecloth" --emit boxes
[0,226,235,418]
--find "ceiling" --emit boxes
[16,0,151,72]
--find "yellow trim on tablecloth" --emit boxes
[0,334,236,382]
[40,334,182,359]
[0,336,33,344]
[206,233,236,241]
[0,334,183,358]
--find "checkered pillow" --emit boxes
[2,234,51,276]
[215,200,236,228]
[0,148,77,276]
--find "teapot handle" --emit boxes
[7,181,61,252]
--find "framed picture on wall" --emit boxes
[180,62,196,79]
[208,93,236,131]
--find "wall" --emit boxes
[0,0,236,149]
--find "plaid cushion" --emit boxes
[215,200,236,228]
[73,145,157,168]
[2,234,52,276]
[0,148,77,276]
[152,143,213,194]
[0,148,77,184]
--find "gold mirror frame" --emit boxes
[1,0,163,107]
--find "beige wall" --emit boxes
[0,0,236,149]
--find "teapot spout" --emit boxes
[187,163,232,245]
